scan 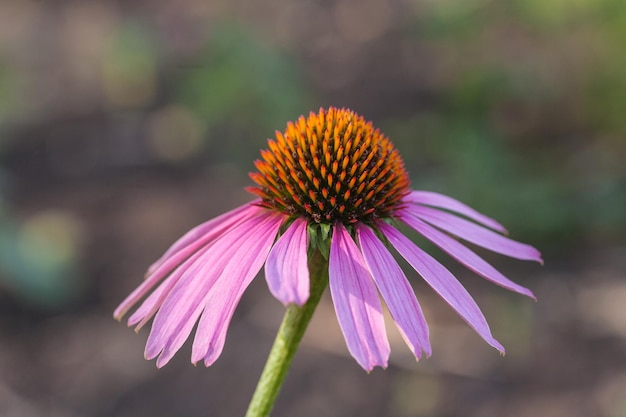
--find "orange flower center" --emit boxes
[248,107,411,224]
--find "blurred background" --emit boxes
[1,0,625,416]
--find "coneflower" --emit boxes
[115,107,542,416]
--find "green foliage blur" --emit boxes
[387,0,626,250]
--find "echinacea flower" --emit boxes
[114,107,542,371]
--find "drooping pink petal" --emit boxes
[143,211,282,367]
[379,222,505,353]
[404,191,507,233]
[127,247,209,330]
[144,238,243,364]
[357,225,431,359]
[399,212,536,299]
[265,218,310,306]
[114,202,262,320]
[329,223,390,371]
[145,203,263,280]
[192,214,284,366]
[146,200,260,275]
[406,205,543,263]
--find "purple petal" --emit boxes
[265,218,310,306]
[144,246,230,366]
[144,211,282,367]
[128,247,208,330]
[379,222,504,353]
[404,191,507,233]
[192,214,284,366]
[406,205,543,263]
[399,212,536,299]
[114,202,262,320]
[146,200,260,275]
[329,223,390,371]
[357,225,431,359]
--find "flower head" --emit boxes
[115,107,542,371]
[247,108,410,225]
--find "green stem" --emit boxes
[244,250,329,417]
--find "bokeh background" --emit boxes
[1,0,625,416]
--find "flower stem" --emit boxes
[244,250,329,417]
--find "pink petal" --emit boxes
[380,222,504,353]
[128,247,209,330]
[192,214,284,366]
[406,205,543,263]
[357,225,431,359]
[146,200,260,275]
[329,223,390,371]
[144,211,282,367]
[144,239,239,365]
[399,212,536,299]
[114,202,262,320]
[265,218,310,306]
[404,191,507,233]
